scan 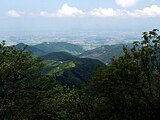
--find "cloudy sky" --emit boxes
[0,0,160,32]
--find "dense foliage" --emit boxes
[0,41,45,119]
[0,29,159,120]
[92,29,160,120]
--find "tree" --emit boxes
[0,41,95,120]
[0,41,48,119]
[92,29,160,120]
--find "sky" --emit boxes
[0,0,160,33]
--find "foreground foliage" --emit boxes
[92,29,160,120]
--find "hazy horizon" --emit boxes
[0,0,160,33]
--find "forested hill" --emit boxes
[14,42,134,64]
[14,43,46,56]
[14,42,106,87]
[42,51,106,88]
[42,51,78,61]
[34,42,84,55]
[80,43,133,64]
[14,42,85,56]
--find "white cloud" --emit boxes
[7,10,21,17]
[90,8,117,17]
[39,4,160,18]
[57,3,85,17]
[115,0,139,8]
[89,8,130,17]
[130,5,160,17]
[40,3,85,17]
[89,5,160,17]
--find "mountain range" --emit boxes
[14,42,84,57]
[80,44,132,64]
[14,42,132,87]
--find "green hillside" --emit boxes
[14,43,47,56]
[42,52,106,88]
[14,42,85,57]
[80,44,132,64]
[42,51,78,61]
[33,42,84,55]
[57,58,106,88]
[14,43,106,87]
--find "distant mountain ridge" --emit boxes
[14,42,133,65]
[80,44,133,64]
[14,42,85,57]
[14,43,46,56]
[34,42,84,56]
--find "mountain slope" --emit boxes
[33,42,84,55]
[58,58,105,87]
[14,43,47,56]
[42,52,106,88]
[80,44,132,64]
[42,51,78,61]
